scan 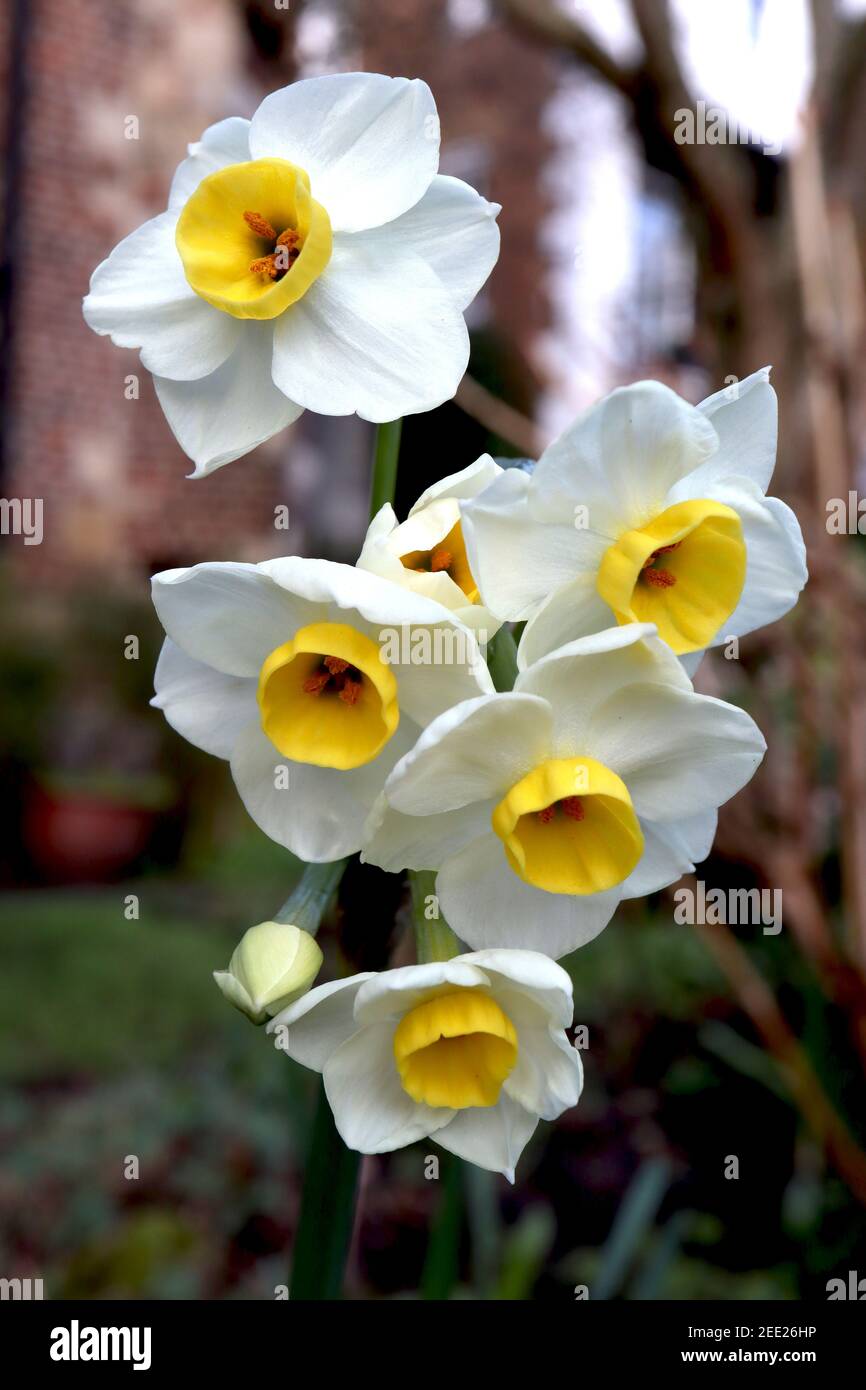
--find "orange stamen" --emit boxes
[561,796,585,821]
[339,678,362,706]
[244,210,278,240]
[643,567,677,588]
[303,671,330,695]
[430,549,453,574]
[324,656,349,676]
[249,253,280,279]
[537,805,555,824]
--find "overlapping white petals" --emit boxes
[248,73,440,233]
[152,556,492,860]
[357,457,503,635]
[370,628,765,958]
[463,373,806,662]
[155,323,303,476]
[586,683,766,822]
[271,242,469,422]
[268,950,582,1179]
[83,72,499,469]
[352,176,501,310]
[152,640,255,758]
[83,212,241,382]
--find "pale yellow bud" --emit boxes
[214,921,323,1025]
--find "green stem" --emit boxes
[410,869,462,962]
[272,858,348,935]
[486,625,519,692]
[369,419,403,519]
[421,1153,464,1299]
[290,1081,361,1300]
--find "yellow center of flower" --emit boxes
[176,158,332,320]
[257,622,399,770]
[393,990,518,1109]
[492,757,643,895]
[596,498,746,655]
[400,519,480,603]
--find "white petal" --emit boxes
[357,513,475,616]
[531,380,719,533]
[356,501,502,637]
[505,1026,583,1123]
[168,117,252,211]
[261,554,471,630]
[621,809,718,899]
[324,1023,455,1153]
[83,211,241,381]
[410,453,501,513]
[151,561,313,677]
[514,625,691,756]
[154,323,302,475]
[437,834,623,959]
[587,684,766,822]
[151,639,256,758]
[461,467,608,622]
[516,573,615,670]
[456,949,575,1027]
[272,240,469,422]
[267,974,374,1072]
[692,366,777,493]
[383,693,553,815]
[708,480,806,642]
[249,73,439,233]
[353,960,492,1026]
[436,1092,538,1182]
[229,718,418,861]
[362,796,492,872]
[390,623,493,727]
[350,176,500,310]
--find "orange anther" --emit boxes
[249,253,280,279]
[339,678,362,705]
[324,656,349,675]
[537,805,555,824]
[244,210,278,240]
[643,567,677,588]
[561,796,585,821]
[303,672,330,695]
[430,549,453,573]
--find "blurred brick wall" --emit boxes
[1,0,297,587]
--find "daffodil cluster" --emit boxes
[148,370,804,1176]
[85,70,806,1180]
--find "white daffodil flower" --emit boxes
[83,73,500,475]
[150,557,493,860]
[357,455,504,638]
[267,949,583,1180]
[461,369,807,672]
[363,624,766,959]
[214,920,323,1024]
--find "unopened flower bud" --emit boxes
[214,921,323,1025]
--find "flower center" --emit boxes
[176,158,332,320]
[400,518,479,602]
[596,498,746,655]
[393,990,518,1109]
[492,756,644,895]
[257,621,399,770]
